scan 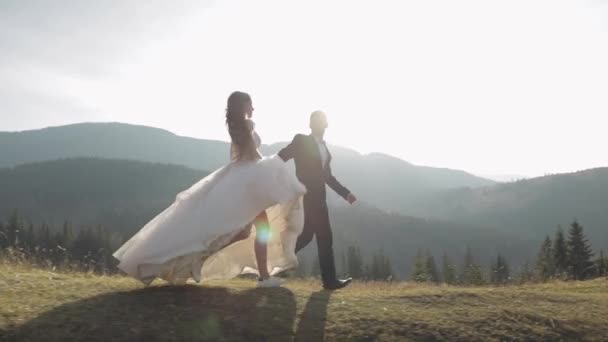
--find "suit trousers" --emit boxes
[295,192,337,285]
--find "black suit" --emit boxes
[278,134,350,285]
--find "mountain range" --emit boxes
[0,157,533,278]
[0,122,495,212]
[1,122,607,275]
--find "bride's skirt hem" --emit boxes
[113,155,306,285]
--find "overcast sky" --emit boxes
[1,0,607,177]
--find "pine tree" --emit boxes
[377,248,393,281]
[425,251,440,283]
[363,264,371,280]
[0,221,6,249]
[411,249,429,282]
[553,226,568,278]
[37,224,50,249]
[7,210,20,247]
[491,254,510,284]
[460,247,473,284]
[441,252,456,285]
[468,265,484,285]
[94,224,113,273]
[604,252,608,277]
[536,235,555,281]
[370,253,380,280]
[566,220,594,280]
[596,250,606,277]
[516,260,535,284]
[24,223,35,252]
[346,246,364,279]
[382,254,394,281]
[60,220,74,249]
[461,247,484,285]
[370,248,393,281]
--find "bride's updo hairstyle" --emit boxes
[226,91,253,160]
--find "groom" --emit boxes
[279,110,357,290]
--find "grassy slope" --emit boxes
[1,264,607,341]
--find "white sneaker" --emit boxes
[256,276,284,288]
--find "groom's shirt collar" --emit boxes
[311,135,325,144]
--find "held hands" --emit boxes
[346,193,357,205]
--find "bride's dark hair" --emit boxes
[225,91,253,160]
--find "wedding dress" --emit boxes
[113,121,306,285]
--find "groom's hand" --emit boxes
[346,193,357,205]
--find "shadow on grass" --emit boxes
[4,284,329,342]
[295,290,331,342]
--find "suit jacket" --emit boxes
[278,134,350,200]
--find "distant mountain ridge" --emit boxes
[0,122,229,171]
[410,167,608,247]
[0,122,495,213]
[479,174,530,183]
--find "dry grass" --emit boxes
[1,263,607,341]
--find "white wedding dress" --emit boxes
[113,122,306,285]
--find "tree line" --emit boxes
[2,211,606,284]
[407,220,606,284]
[0,210,120,273]
[294,220,607,285]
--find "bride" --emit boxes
[113,91,307,287]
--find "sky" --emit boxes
[1,0,607,178]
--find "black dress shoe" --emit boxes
[323,277,352,290]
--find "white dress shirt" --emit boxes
[313,135,329,169]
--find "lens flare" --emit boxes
[256,226,272,243]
